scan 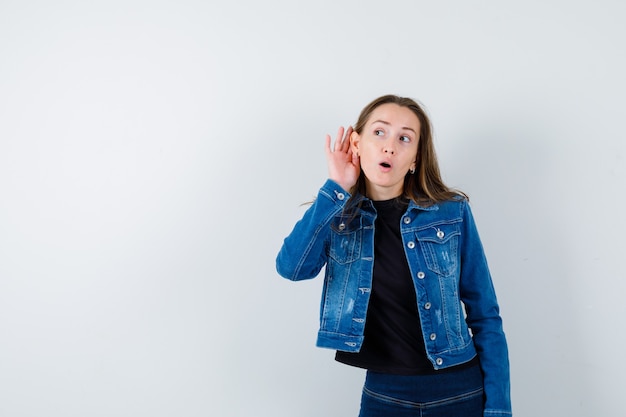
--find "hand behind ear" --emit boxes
[325,126,360,192]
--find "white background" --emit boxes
[1,1,625,416]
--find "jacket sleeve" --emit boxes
[458,201,512,417]
[276,180,350,281]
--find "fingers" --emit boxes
[343,126,354,151]
[334,127,345,152]
[326,126,354,155]
[345,126,354,141]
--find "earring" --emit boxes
[409,167,415,174]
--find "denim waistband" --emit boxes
[364,363,483,404]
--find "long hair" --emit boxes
[350,94,466,205]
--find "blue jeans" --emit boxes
[358,365,484,417]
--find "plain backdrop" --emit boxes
[1,1,625,416]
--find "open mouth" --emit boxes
[380,162,391,168]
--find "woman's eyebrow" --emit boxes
[371,119,416,133]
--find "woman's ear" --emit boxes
[350,131,360,154]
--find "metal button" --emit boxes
[407,241,415,249]
[338,223,346,231]
[337,193,345,201]
[437,229,444,239]
[436,358,443,366]
[403,216,411,224]
[417,271,425,279]
[430,333,437,341]
[424,302,431,310]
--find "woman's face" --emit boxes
[351,103,420,201]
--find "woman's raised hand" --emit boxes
[325,126,360,193]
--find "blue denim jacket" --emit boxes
[276,180,512,416]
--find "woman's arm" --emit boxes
[276,126,360,281]
[276,179,350,280]
[458,201,512,416]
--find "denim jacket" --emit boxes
[276,180,512,416]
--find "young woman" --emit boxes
[276,95,512,417]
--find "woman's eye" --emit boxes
[400,135,411,143]
[374,129,384,136]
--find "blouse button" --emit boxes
[337,192,345,201]
[338,223,346,231]
[424,302,431,310]
[437,229,445,239]
[403,216,411,224]
[436,358,443,366]
[417,271,425,279]
[407,241,415,249]
[430,333,437,341]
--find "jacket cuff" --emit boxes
[319,179,351,206]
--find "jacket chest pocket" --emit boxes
[415,223,460,277]
[329,215,362,265]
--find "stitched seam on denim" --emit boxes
[362,386,483,409]
[429,338,474,356]
[412,217,462,231]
